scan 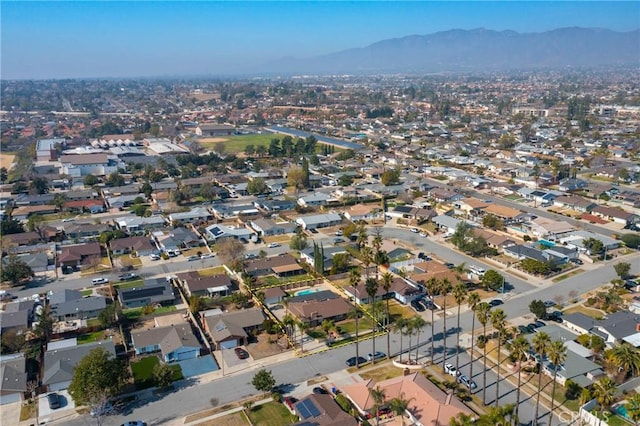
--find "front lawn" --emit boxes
[246,401,298,426]
[114,279,144,290]
[77,331,106,344]
[131,356,183,390]
[122,305,176,320]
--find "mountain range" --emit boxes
[263,27,640,74]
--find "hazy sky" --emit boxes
[2,1,639,79]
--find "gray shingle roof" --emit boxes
[42,340,116,386]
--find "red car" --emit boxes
[234,347,249,359]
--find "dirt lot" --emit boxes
[246,333,289,360]
[0,153,16,169]
[196,412,248,426]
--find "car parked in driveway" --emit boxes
[312,386,329,395]
[149,254,160,261]
[47,393,61,409]
[234,347,249,359]
[345,356,367,367]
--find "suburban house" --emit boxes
[300,245,349,272]
[131,324,201,362]
[205,223,254,242]
[0,353,27,405]
[503,244,568,264]
[115,216,167,234]
[63,222,112,241]
[244,254,304,278]
[49,289,107,321]
[3,252,53,274]
[591,205,638,226]
[261,286,287,305]
[42,339,116,391]
[167,207,213,224]
[296,213,342,230]
[341,372,473,426]
[287,290,352,326]
[553,195,597,213]
[253,199,297,212]
[248,218,297,237]
[202,308,265,349]
[432,215,465,236]
[176,271,232,298]
[156,227,202,251]
[343,204,382,222]
[297,192,334,207]
[64,199,105,214]
[564,311,640,348]
[481,203,526,224]
[527,217,575,240]
[57,242,102,268]
[558,231,621,254]
[0,300,35,335]
[118,278,175,309]
[109,236,157,256]
[292,393,358,426]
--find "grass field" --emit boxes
[77,331,106,344]
[359,363,403,382]
[246,401,298,426]
[131,356,183,390]
[198,133,288,154]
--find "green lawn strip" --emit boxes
[246,401,298,426]
[81,289,93,297]
[552,269,584,283]
[113,279,144,289]
[154,305,177,315]
[123,308,143,320]
[131,356,183,390]
[77,331,105,344]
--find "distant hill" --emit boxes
[263,27,640,74]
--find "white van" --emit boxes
[92,277,109,285]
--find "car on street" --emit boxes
[444,363,460,377]
[200,253,213,259]
[47,393,61,409]
[410,228,419,233]
[267,243,280,248]
[272,383,294,394]
[570,258,584,265]
[444,262,455,269]
[120,422,147,426]
[312,387,329,395]
[410,299,425,312]
[458,375,478,390]
[245,253,257,259]
[419,232,427,237]
[234,347,249,359]
[92,277,109,285]
[333,237,345,243]
[187,255,200,261]
[534,320,547,328]
[543,300,555,308]
[489,299,503,307]
[119,273,138,281]
[367,351,386,361]
[345,356,367,367]
[149,254,160,261]
[62,218,75,222]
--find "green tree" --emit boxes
[592,376,617,419]
[287,167,307,190]
[425,278,439,365]
[625,393,640,426]
[547,340,567,426]
[338,174,354,186]
[388,393,412,426]
[381,272,394,359]
[349,268,362,367]
[533,331,551,425]
[482,214,503,230]
[411,315,428,362]
[98,304,119,328]
[29,177,49,194]
[53,193,68,213]
[153,362,174,390]
[451,221,487,256]
[141,182,153,198]
[84,174,99,187]
[614,262,632,280]
[529,299,548,320]
[380,168,401,186]
[68,347,130,406]
[247,177,268,195]
[365,277,380,363]
[481,269,504,292]
[583,237,604,257]
[189,295,206,314]
[476,301,491,404]
[369,386,386,426]
[1,255,33,285]
[0,218,25,235]
[289,233,308,251]
[439,278,451,366]
[106,172,125,187]
[467,292,481,390]
[251,369,276,393]
[214,238,245,271]
[621,234,640,249]
[605,343,640,379]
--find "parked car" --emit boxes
[234,347,249,359]
[534,320,547,328]
[367,351,386,361]
[312,386,329,395]
[335,230,343,236]
[459,375,478,390]
[419,232,427,237]
[120,422,147,426]
[200,253,213,259]
[517,325,531,334]
[245,253,257,259]
[92,277,109,285]
[444,363,460,377]
[284,396,298,409]
[543,300,555,308]
[420,299,436,310]
[444,262,455,269]
[410,299,425,312]
[119,273,138,281]
[47,393,61,409]
[267,243,280,248]
[149,254,160,261]
[570,258,584,265]
[410,228,419,233]
[345,356,367,367]
[489,299,503,307]
[333,237,345,243]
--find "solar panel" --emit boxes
[305,400,320,417]
[296,399,320,419]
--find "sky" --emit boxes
[2,1,639,80]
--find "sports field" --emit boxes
[197,133,287,154]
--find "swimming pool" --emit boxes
[538,239,556,248]
[612,402,631,420]
[295,288,321,296]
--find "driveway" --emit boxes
[0,401,22,426]
[39,390,77,424]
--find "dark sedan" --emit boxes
[345,356,367,367]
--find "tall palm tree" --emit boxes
[440,278,452,364]
[532,331,551,425]
[349,268,362,368]
[476,301,491,404]
[395,317,409,362]
[605,343,640,379]
[467,292,481,387]
[509,335,531,422]
[625,393,640,426]
[411,315,428,363]
[388,392,413,426]
[547,340,567,426]
[592,376,617,420]
[365,277,379,364]
[404,319,415,363]
[490,308,507,407]
[371,228,383,277]
[452,282,468,377]
[357,223,368,250]
[369,386,386,426]
[381,272,394,360]
[361,246,373,279]
[425,277,439,365]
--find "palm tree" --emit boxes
[547,340,567,426]
[404,319,415,363]
[388,392,413,426]
[349,268,362,368]
[532,331,551,425]
[365,277,379,364]
[476,301,491,404]
[282,313,297,342]
[490,308,507,407]
[625,393,640,426]
[440,278,452,364]
[592,376,617,420]
[381,272,394,360]
[411,315,428,363]
[452,282,468,377]
[509,335,531,422]
[605,343,640,379]
[372,228,383,276]
[357,223,368,250]
[425,278,439,365]
[395,317,409,362]
[369,386,386,426]
[361,246,373,279]
[467,292,481,388]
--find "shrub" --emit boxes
[271,392,282,402]
[335,394,352,413]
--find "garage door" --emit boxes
[0,392,21,405]
[220,340,238,350]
